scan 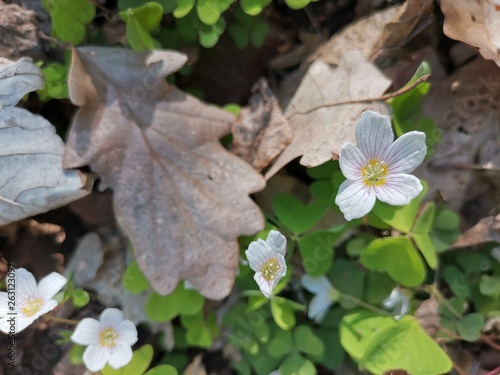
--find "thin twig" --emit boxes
[482,334,500,351]
[38,32,71,49]
[44,314,79,325]
[287,74,431,118]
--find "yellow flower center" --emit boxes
[100,327,119,347]
[361,159,388,186]
[21,297,43,317]
[260,258,281,281]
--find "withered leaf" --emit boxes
[0,2,38,59]
[441,0,500,67]
[265,50,392,179]
[0,57,91,226]
[231,78,292,172]
[64,47,265,300]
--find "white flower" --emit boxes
[335,110,426,221]
[245,230,287,298]
[0,268,67,333]
[383,288,410,320]
[71,308,138,372]
[491,247,500,263]
[301,275,340,323]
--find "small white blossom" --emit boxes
[0,268,67,333]
[301,275,340,323]
[245,230,287,298]
[335,110,426,221]
[383,288,410,320]
[71,308,138,372]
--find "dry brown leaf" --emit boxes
[63,47,265,300]
[183,355,207,375]
[0,2,38,59]
[421,58,500,212]
[441,0,500,67]
[265,50,392,179]
[231,78,292,172]
[452,215,500,249]
[317,6,400,65]
[414,296,440,337]
[373,0,434,53]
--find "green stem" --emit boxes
[341,294,392,316]
[427,285,462,319]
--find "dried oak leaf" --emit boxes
[64,47,265,300]
[231,78,292,172]
[441,0,500,67]
[265,50,392,179]
[0,57,91,226]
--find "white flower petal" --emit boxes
[15,268,38,301]
[0,318,9,334]
[117,320,138,346]
[383,289,401,308]
[266,230,287,257]
[108,342,134,369]
[71,318,102,346]
[100,308,124,329]
[35,299,58,318]
[301,275,333,295]
[275,254,287,279]
[254,272,273,298]
[83,344,109,372]
[385,131,426,174]
[308,293,331,323]
[355,110,394,160]
[335,180,376,221]
[37,272,67,301]
[14,314,37,333]
[0,292,9,314]
[375,174,423,206]
[338,143,367,180]
[246,239,273,271]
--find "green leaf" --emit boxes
[72,288,90,308]
[102,344,153,375]
[247,294,269,312]
[180,311,204,328]
[443,265,470,298]
[294,325,324,356]
[186,325,212,347]
[251,319,271,343]
[298,230,337,276]
[251,20,270,48]
[361,316,452,375]
[42,0,95,44]
[339,310,396,361]
[371,182,426,233]
[346,233,375,257]
[412,233,437,269]
[267,329,293,358]
[455,313,484,342]
[360,236,426,287]
[456,252,491,274]
[121,3,163,31]
[413,202,435,234]
[123,260,150,294]
[272,192,328,234]
[198,18,226,48]
[433,206,460,231]
[144,365,178,375]
[314,329,344,370]
[69,345,85,365]
[284,0,310,10]
[197,0,220,25]
[279,352,316,375]
[271,297,297,330]
[330,259,365,309]
[38,63,69,101]
[364,271,396,305]
[174,0,196,18]
[240,0,271,15]
[124,13,156,51]
[479,275,500,300]
[177,288,205,315]
[146,292,179,321]
[229,24,249,49]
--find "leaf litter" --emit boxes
[64,47,265,300]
